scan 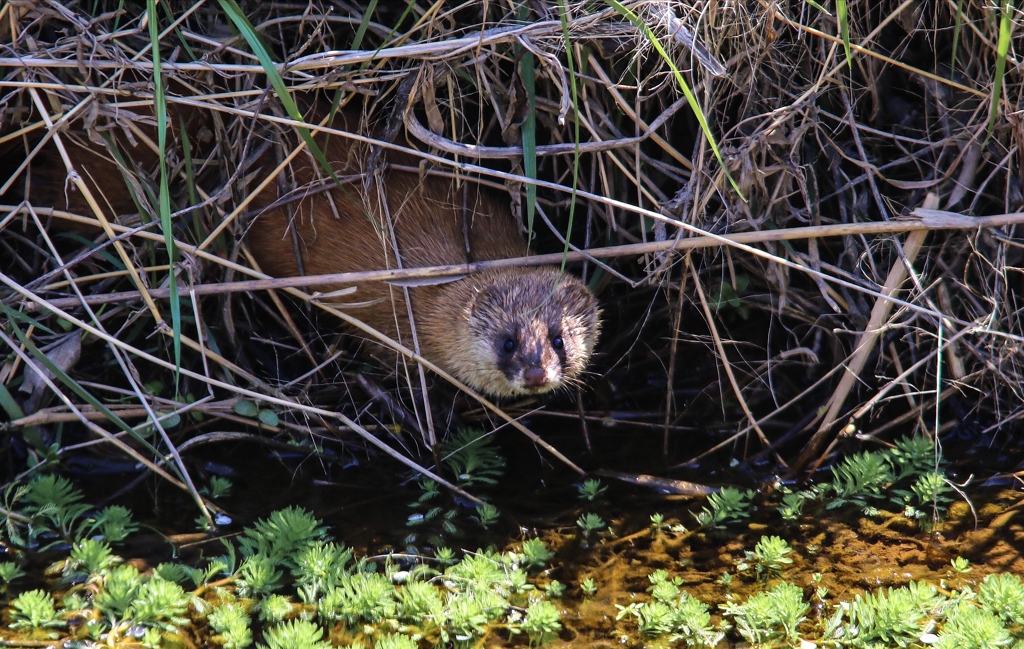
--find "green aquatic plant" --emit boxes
[827,449,894,510]
[94,563,142,619]
[442,590,493,643]
[474,503,500,529]
[580,577,597,596]
[977,573,1024,625]
[258,619,333,649]
[65,538,118,582]
[545,579,566,599]
[155,561,204,588]
[951,556,973,574]
[129,577,190,631]
[442,428,506,488]
[778,490,812,522]
[576,513,606,539]
[434,546,457,566]
[207,603,252,649]
[14,474,92,546]
[81,505,139,543]
[636,600,676,635]
[936,600,1013,649]
[397,579,444,622]
[618,586,720,647]
[693,487,753,530]
[374,633,418,649]
[519,538,554,571]
[0,561,25,598]
[844,582,945,646]
[521,599,561,645]
[405,478,461,548]
[237,507,327,571]
[8,589,64,637]
[721,581,807,645]
[445,551,508,591]
[294,540,354,601]
[257,593,293,623]
[650,573,682,603]
[889,435,941,478]
[578,478,607,502]
[320,571,397,624]
[746,535,794,582]
[202,476,234,500]
[237,553,283,597]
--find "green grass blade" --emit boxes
[605,0,744,200]
[217,0,341,187]
[517,3,539,238]
[0,381,47,453]
[147,0,182,395]
[986,0,1013,141]
[950,0,966,75]
[556,0,581,270]
[0,304,169,465]
[836,0,852,69]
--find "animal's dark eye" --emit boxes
[551,336,564,350]
[502,338,517,354]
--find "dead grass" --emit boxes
[0,0,1021,513]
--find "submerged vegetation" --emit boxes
[1,435,1023,647]
[2,0,1023,646]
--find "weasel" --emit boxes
[2,103,600,398]
[246,110,600,398]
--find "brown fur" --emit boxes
[246,111,600,397]
[3,103,600,398]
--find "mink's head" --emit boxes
[452,268,599,398]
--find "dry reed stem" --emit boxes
[2,0,1021,495]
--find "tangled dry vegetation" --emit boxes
[0,0,1021,516]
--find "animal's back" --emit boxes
[245,119,528,341]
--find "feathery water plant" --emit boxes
[258,594,293,623]
[0,561,25,597]
[936,600,1013,649]
[294,540,354,601]
[258,619,333,649]
[129,577,190,631]
[519,538,554,571]
[545,579,566,599]
[977,573,1024,625]
[442,428,506,488]
[237,507,327,571]
[747,535,794,582]
[618,575,720,648]
[580,577,597,596]
[8,589,64,637]
[207,603,252,649]
[65,538,117,582]
[827,449,894,510]
[236,553,284,597]
[474,503,500,529]
[521,599,561,645]
[844,582,946,646]
[721,581,807,645]
[81,505,139,543]
[320,571,397,624]
[94,564,143,619]
[397,579,445,622]
[576,513,606,541]
[374,633,418,649]
[889,435,941,478]
[577,478,607,502]
[442,590,494,643]
[693,487,753,530]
